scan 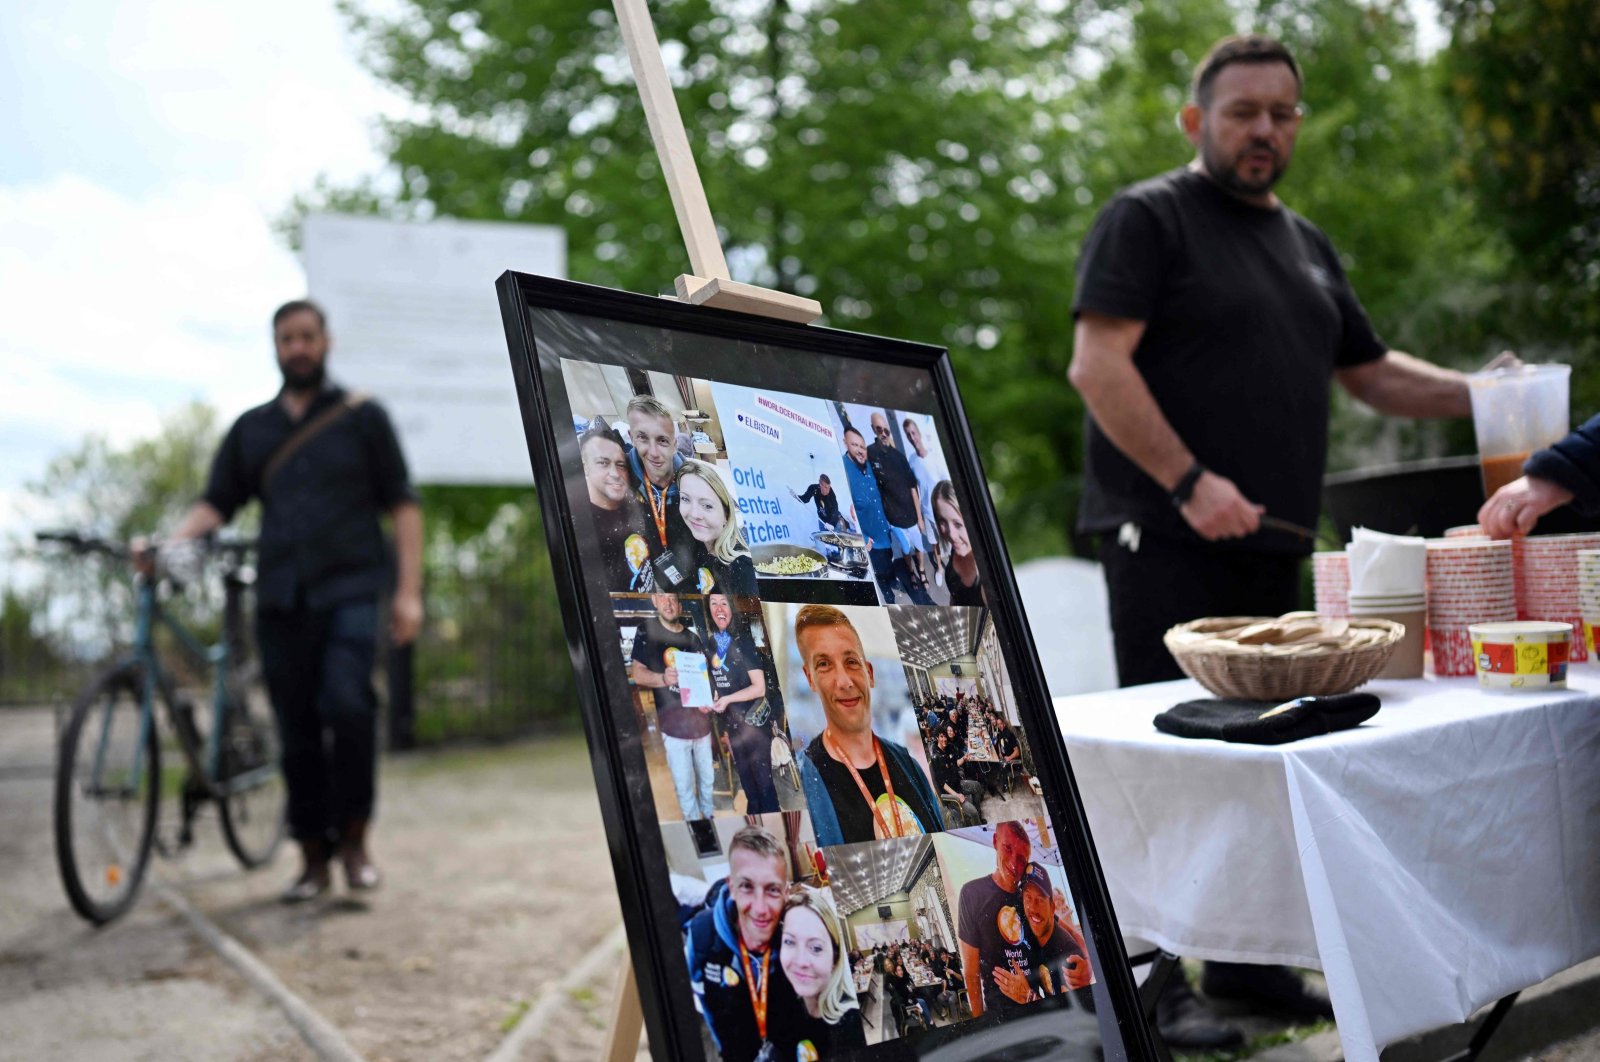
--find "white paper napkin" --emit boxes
[1348,527,1427,595]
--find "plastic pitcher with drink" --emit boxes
[1468,363,1570,498]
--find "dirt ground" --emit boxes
[0,705,641,1061]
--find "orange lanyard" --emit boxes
[738,938,769,1040]
[642,479,669,545]
[823,731,907,838]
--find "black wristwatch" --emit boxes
[1170,462,1206,508]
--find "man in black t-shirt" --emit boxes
[791,474,848,532]
[930,730,984,828]
[705,593,780,814]
[580,424,655,592]
[957,821,1035,1018]
[630,594,717,827]
[1069,34,1476,686]
[867,412,934,601]
[1069,33,1454,1043]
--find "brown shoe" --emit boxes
[281,839,332,904]
[339,819,383,892]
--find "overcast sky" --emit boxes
[1,0,405,536]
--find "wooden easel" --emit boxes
[602,0,822,1055]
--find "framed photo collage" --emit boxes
[497,274,1155,1062]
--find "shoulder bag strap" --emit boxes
[260,391,369,491]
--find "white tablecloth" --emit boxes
[1053,674,1600,1061]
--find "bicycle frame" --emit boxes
[92,568,269,802]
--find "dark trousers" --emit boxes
[257,597,381,842]
[728,722,779,814]
[870,547,935,605]
[1098,530,1302,687]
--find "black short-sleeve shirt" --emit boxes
[868,441,920,529]
[957,875,1032,1014]
[803,734,939,844]
[1072,168,1386,552]
[203,385,417,611]
[631,615,711,740]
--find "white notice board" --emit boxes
[302,213,566,485]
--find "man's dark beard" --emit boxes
[1204,138,1286,198]
[280,360,325,392]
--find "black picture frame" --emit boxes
[497,271,1159,1062]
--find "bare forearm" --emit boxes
[169,502,225,542]
[1070,356,1194,491]
[1338,350,1470,418]
[391,502,423,597]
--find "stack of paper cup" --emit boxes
[1579,550,1600,659]
[1312,551,1349,618]
[1426,539,1516,676]
[1346,529,1429,679]
[1348,590,1426,678]
[1517,532,1600,662]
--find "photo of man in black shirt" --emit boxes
[579,423,654,592]
[629,594,717,832]
[867,411,934,604]
[957,821,1035,1017]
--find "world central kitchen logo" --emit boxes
[734,410,783,443]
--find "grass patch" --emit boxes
[498,1000,530,1034]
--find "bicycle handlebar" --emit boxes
[35,530,258,562]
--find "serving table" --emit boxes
[1053,674,1600,1061]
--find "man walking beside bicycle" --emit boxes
[164,299,423,903]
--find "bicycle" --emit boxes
[40,531,287,925]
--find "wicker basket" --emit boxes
[1163,616,1405,700]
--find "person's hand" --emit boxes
[390,589,423,646]
[663,666,678,687]
[1478,475,1573,538]
[1063,955,1093,990]
[991,962,1034,1004]
[129,535,157,577]
[1179,471,1264,541]
[710,696,729,714]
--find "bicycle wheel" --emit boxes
[54,664,161,925]
[218,661,286,868]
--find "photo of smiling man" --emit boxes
[686,825,802,1062]
[785,604,941,847]
[578,422,655,591]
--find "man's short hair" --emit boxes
[728,825,787,873]
[272,298,327,332]
[994,820,1029,847]
[579,422,625,459]
[843,426,865,444]
[818,473,830,486]
[1192,34,1302,109]
[794,604,861,656]
[626,394,674,424]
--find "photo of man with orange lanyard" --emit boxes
[685,826,800,1062]
[623,393,697,590]
[791,605,942,847]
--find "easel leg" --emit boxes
[604,958,645,1061]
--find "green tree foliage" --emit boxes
[319,0,1576,554]
[1440,0,1600,411]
